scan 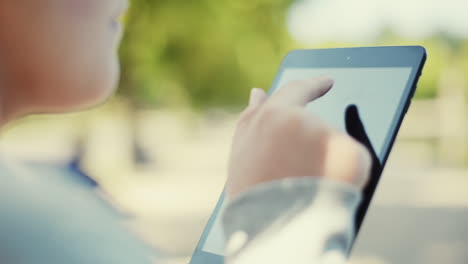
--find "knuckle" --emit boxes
[238,109,252,122]
[272,109,305,132]
[238,106,259,125]
[305,115,331,135]
[283,110,305,128]
[255,104,312,137]
[257,104,305,131]
[261,103,281,116]
[257,104,282,124]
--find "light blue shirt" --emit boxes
[0,158,154,263]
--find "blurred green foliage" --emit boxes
[119,0,468,109]
[119,0,294,109]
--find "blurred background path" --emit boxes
[1,99,468,263]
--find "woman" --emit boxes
[0,1,371,263]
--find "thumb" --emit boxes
[248,88,267,107]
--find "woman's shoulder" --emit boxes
[0,156,154,263]
[0,155,91,199]
[0,155,114,225]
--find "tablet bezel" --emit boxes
[190,46,426,263]
[270,46,426,161]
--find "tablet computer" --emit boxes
[190,46,427,264]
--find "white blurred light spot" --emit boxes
[226,231,249,255]
[287,0,468,44]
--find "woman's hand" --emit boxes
[226,78,371,198]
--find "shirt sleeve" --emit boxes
[222,177,362,264]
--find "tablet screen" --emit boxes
[277,67,413,160]
[199,66,413,257]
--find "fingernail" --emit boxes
[320,77,334,87]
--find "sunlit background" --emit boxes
[2,0,468,263]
